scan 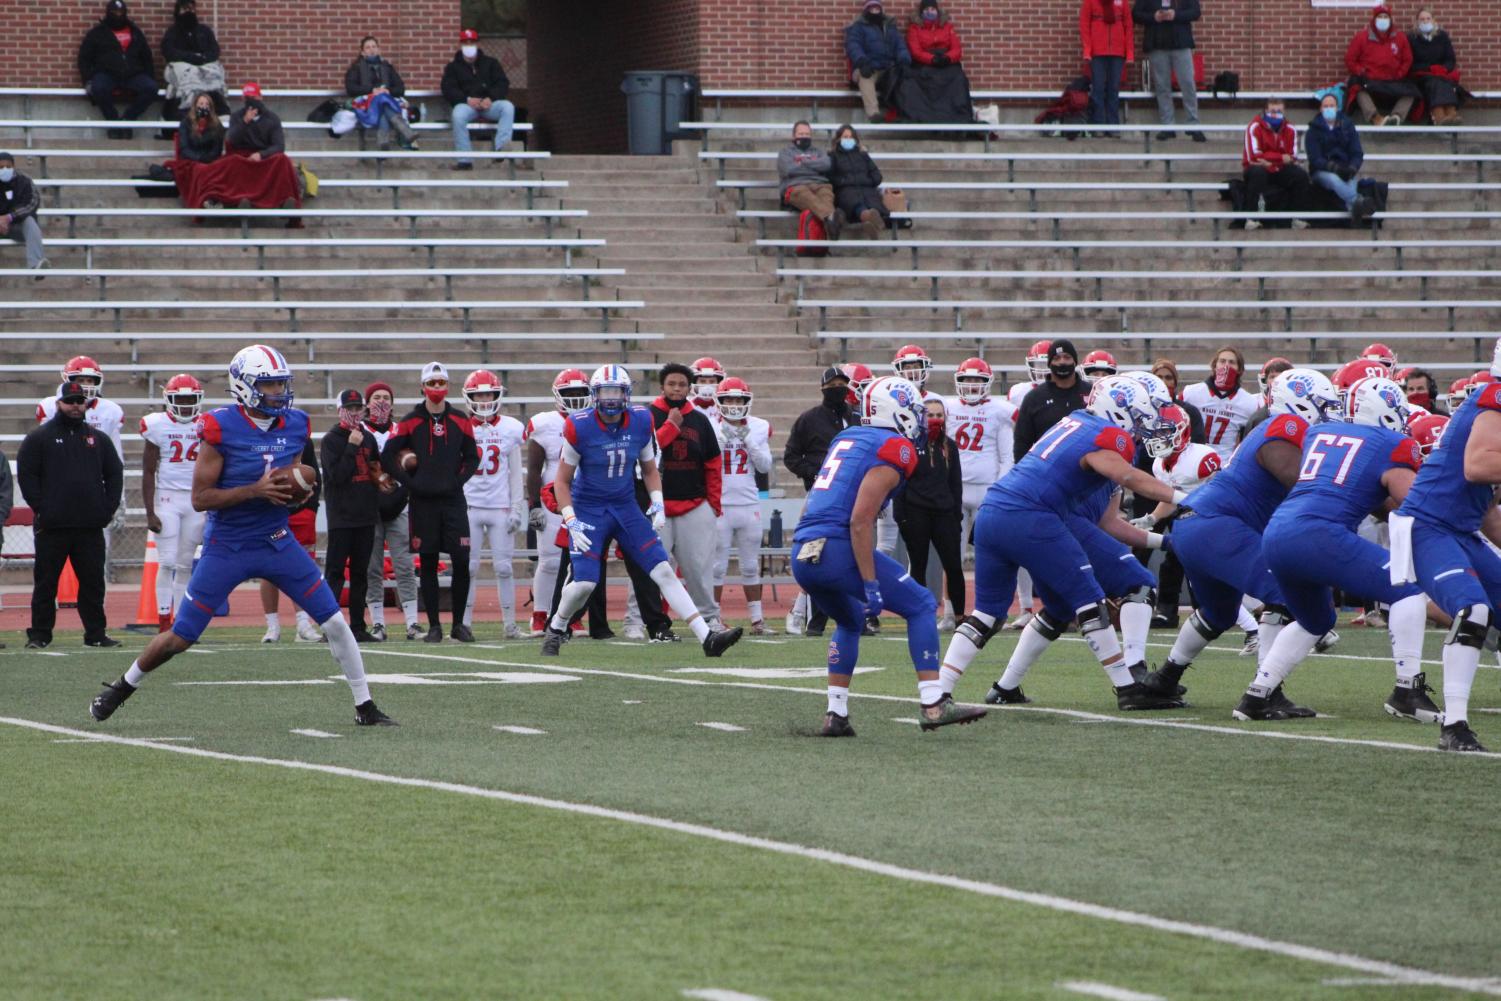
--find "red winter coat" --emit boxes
[907,17,962,65]
[1346,13,1413,81]
[1242,115,1299,172]
[1080,0,1134,60]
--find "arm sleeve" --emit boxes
[947,441,964,502]
[1305,126,1327,171]
[1093,426,1137,463]
[655,416,682,449]
[1177,0,1202,21]
[894,24,913,64]
[750,430,774,474]
[379,419,411,477]
[78,33,95,82]
[1346,32,1365,75]
[299,437,321,512]
[1131,0,1153,26]
[490,61,510,101]
[261,115,285,157]
[1197,452,1222,480]
[704,456,723,515]
[7,176,41,224]
[845,23,867,65]
[1391,440,1422,472]
[1396,34,1413,77]
[1263,414,1309,448]
[1187,402,1206,444]
[1442,35,1456,71]
[947,25,963,62]
[875,436,920,477]
[1013,397,1038,462]
[508,444,525,509]
[1080,1,1093,59]
[201,26,220,63]
[0,453,11,528]
[102,436,125,516]
[161,27,185,64]
[441,62,465,106]
[1348,123,1364,169]
[387,63,406,98]
[782,415,812,480]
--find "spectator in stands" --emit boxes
[1408,9,1464,125]
[1346,4,1418,126]
[778,121,841,239]
[845,1,912,124]
[649,363,724,626]
[896,398,966,623]
[175,91,224,164]
[161,0,226,117]
[442,28,515,171]
[1306,93,1375,220]
[78,0,157,140]
[1149,358,1205,440]
[179,84,301,211]
[227,82,285,159]
[0,153,47,272]
[901,0,973,123]
[322,389,387,643]
[345,36,418,151]
[18,381,123,649]
[1013,339,1090,461]
[829,125,889,239]
[1241,97,1311,230]
[1132,0,1205,142]
[1080,0,1132,135]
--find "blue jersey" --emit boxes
[1072,481,1115,525]
[1401,383,1501,533]
[1273,423,1420,532]
[195,405,311,547]
[793,425,919,542]
[1184,412,1308,531]
[562,406,658,509]
[987,411,1134,515]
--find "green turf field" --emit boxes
[3,623,1500,1000]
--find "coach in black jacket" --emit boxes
[784,367,855,489]
[323,389,385,641]
[18,381,123,648]
[1013,339,1092,462]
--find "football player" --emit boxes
[1141,369,1341,706]
[939,376,1187,710]
[690,356,726,420]
[1002,340,1053,629]
[793,376,986,734]
[90,345,394,726]
[1082,349,1117,379]
[542,365,743,658]
[1243,376,1434,721]
[1360,341,1397,372]
[1391,342,1501,752]
[526,369,591,635]
[462,369,527,638]
[947,357,1017,628]
[841,361,875,408]
[360,382,421,641]
[711,377,776,634]
[140,374,206,632]
[1182,346,1260,460]
[892,344,943,402]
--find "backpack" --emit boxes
[795,209,829,258]
[1212,71,1240,100]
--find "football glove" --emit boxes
[562,514,592,553]
[528,506,547,531]
[1130,513,1157,531]
[863,579,884,619]
[647,500,667,532]
[506,510,526,535]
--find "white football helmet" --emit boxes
[1086,375,1170,450]
[227,344,294,416]
[1346,376,1411,432]
[861,375,925,440]
[1120,370,1173,409]
[1269,368,1340,424]
[588,364,632,417]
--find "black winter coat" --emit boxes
[1407,29,1456,72]
[1013,378,1092,462]
[784,400,854,490]
[0,171,41,224]
[896,435,963,514]
[177,113,224,163]
[321,424,382,529]
[441,50,510,105]
[78,20,154,82]
[226,100,285,157]
[830,146,886,220]
[17,415,123,530]
[381,403,479,501]
[161,19,220,65]
[345,58,406,98]
[1131,0,1200,51]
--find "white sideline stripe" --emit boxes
[178,679,335,686]
[289,729,340,739]
[623,700,645,704]
[493,725,547,735]
[892,718,921,725]
[52,736,194,744]
[682,990,773,1001]
[697,722,747,732]
[1058,981,1166,1001]
[5,712,1497,996]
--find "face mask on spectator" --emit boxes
[822,386,848,409]
[461,44,478,58]
[1321,106,1338,122]
[926,416,945,440]
[423,382,448,405]
[365,54,381,64]
[794,137,812,151]
[839,137,857,151]
[339,409,362,430]
[1264,112,1284,128]
[367,399,392,423]
[1407,389,1432,408]
[0,167,13,183]
[1214,366,1239,391]
[1374,16,1391,30]
[922,9,938,21]
[865,11,884,24]
[1049,361,1075,380]
[176,7,196,28]
[1418,20,1435,34]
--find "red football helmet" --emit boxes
[892,344,933,389]
[1469,371,1496,389]
[1408,412,1449,460]
[1392,365,1415,384]
[1157,402,1191,459]
[1333,358,1392,404]
[841,362,875,406]
[552,367,591,413]
[690,356,726,402]
[715,376,753,420]
[1024,339,1053,384]
[162,373,204,422]
[1448,376,1473,412]
[1361,342,1397,371]
[63,355,103,399]
[463,369,504,418]
[1082,349,1117,377]
[953,357,993,403]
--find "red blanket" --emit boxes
[168,149,301,212]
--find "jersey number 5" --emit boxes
[812,439,855,491]
[1299,433,1364,485]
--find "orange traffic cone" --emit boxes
[135,534,161,628]
[57,558,79,609]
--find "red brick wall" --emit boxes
[1,1,460,90]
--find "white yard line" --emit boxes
[493,725,547,735]
[5,713,1498,997]
[682,990,773,1001]
[289,729,340,739]
[1057,980,1166,1001]
[696,722,746,732]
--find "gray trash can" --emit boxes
[622,70,699,155]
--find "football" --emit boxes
[269,463,317,504]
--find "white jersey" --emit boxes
[38,395,125,455]
[945,395,1017,485]
[465,414,525,509]
[1181,383,1260,460]
[361,419,395,453]
[1006,382,1035,408]
[524,409,568,484]
[716,415,772,507]
[1151,442,1223,491]
[139,410,202,492]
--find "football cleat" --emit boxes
[1115,682,1186,711]
[540,627,569,657]
[749,620,778,636]
[1127,661,1150,685]
[1141,660,1190,698]
[25,637,51,649]
[450,624,476,643]
[423,625,444,644]
[649,628,680,643]
[623,624,647,640]
[1232,692,1290,721]
[1239,631,1260,657]
[1385,673,1443,723]
[295,620,322,643]
[863,617,881,635]
[369,623,387,642]
[260,625,280,643]
[1438,721,1488,753]
[1314,629,1340,653]
[937,614,956,633]
[351,627,378,644]
[89,678,135,722]
[1150,610,1179,630]
[820,711,856,737]
[920,695,988,731]
[1003,611,1034,631]
[529,611,548,636]
[1267,684,1316,718]
[703,626,744,658]
[354,700,398,726]
[784,607,807,635]
[985,683,1033,705]
[503,623,523,640]
[406,623,424,641]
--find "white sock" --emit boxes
[124,661,145,688]
[918,678,943,706]
[402,599,418,627]
[1258,616,1284,671]
[295,609,312,628]
[650,561,711,642]
[1083,622,1132,687]
[938,665,965,696]
[793,592,808,617]
[998,619,1054,689]
[1236,604,1259,633]
[264,612,279,629]
[827,685,849,716]
[1249,623,1318,695]
[1168,619,1211,666]
[321,615,371,705]
[1388,594,1427,683]
[1442,641,1480,726]
[748,599,763,622]
[1120,600,1152,666]
[499,573,515,625]
[549,580,595,632]
[370,602,386,626]
[1017,568,1034,611]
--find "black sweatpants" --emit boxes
[898,506,966,613]
[1243,163,1311,214]
[324,524,375,632]
[29,525,108,643]
[410,497,471,629]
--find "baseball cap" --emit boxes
[820,365,849,387]
[459,28,479,42]
[421,361,449,383]
[337,388,364,409]
[106,0,127,11]
[58,381,89,403]
[241,81,262,100]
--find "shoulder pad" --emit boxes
[195,412,222,446]
[1093,425,1136,462]
[1475,383,1501,412]
[1263,415,1308,447]
[1391,438,1422,472]
[875,435,919,477]
[1197,451,1222,480]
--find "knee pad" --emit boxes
[648,560,680,591]
[1446,604,1497,650]
[1077,602,1110,636]
[1121,585,1155,606]
[1030,608,1067,641]
[1259,603,1292,628]
[956,613,999,649]
[1188,609,1224,643]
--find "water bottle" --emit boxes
[769,509,783,549]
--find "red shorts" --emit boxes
[289,508,317,547]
